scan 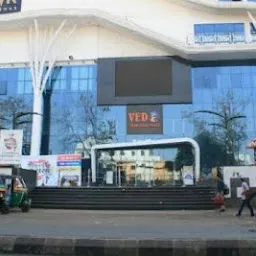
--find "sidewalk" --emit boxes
[0,209,256,255]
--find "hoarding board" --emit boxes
[20,154,82,187]
[0,130,23,165]
[127,105,163,134]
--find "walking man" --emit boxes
[236,178,254,217]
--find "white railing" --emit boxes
[186,33,256,45]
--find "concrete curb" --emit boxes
[1,236,256,255]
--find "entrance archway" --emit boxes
[91,137,200,184]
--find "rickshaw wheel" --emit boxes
[1,204,9,214]
[21,204,30,213]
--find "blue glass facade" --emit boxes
[0,64,255,164]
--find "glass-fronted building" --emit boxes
[1,0,256,186]
[0,63,254,165]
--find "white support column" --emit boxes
[28,19,77,156]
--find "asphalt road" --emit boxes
[0,209,256,239]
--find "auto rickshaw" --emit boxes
[0,174,32,214]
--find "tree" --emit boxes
[0,97,42,155]
[194,90,247,165]
[58,93,116,156]
[174,144,194,171]
[174,131,226,175]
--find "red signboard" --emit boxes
[127,105,163,134]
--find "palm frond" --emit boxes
[15,112,43,119]
[15,120,32,126]
[227,115,246,123]
[194,110,225,119]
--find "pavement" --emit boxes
[1,209,256,255]
[0,209,256,239]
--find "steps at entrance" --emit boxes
[29,186,215,210]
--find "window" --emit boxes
[120,150,125,156]
[48,67,67,91]
[70,66,97,92]
[0,81,7,95]
[141,150,145,156]
[17,68,32,94]
[131,151,135,156]
[194,23,245,44]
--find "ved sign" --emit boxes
[127,105,163,134]
[0,0,22,14]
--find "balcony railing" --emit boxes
[186,33,253,45]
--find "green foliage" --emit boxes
[175,131,226,171]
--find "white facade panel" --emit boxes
[0,26,169,65]
[16,0,256,43]
[0,0,256,61]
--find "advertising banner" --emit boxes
[222,166,256,198]
[57,154,82,187]
[127,105,163,134]
[182,166,194,186]
[20,154,82,187]
[0,129,23,165]
[0,0,22,14]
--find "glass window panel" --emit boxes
[231,73,242,88]
[60,67,66,79]
[252,74,256,87]
[71,67,79,79]
[18,69,25,80]
[24,81,32,94]
[25,69,31,80]
[60,80,66,90]
[80,67,88,79]
[231,66,241,74]
[79,79,87,91]
[235,23,244,33]
[52,69,60,80]
[242,74,251,87]
[88,66,96,78]
[194,25,202,34]
[215,24,225,33]
[202,90,213,103]
[17,81,24,94]
[52,80,60,90]
[70,79,79,91]
[0,70,5,80]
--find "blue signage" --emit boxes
[0,0,22,15]
[57,161,81,167]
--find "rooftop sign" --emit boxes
[0,0,22,14]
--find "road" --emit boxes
[0,209,256,239]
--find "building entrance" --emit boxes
[91,138,200,187]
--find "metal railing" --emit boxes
[186,33,253,45]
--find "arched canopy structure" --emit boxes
[91,137,200,183]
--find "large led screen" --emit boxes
[115,59,172,97]
[97,57,192,105]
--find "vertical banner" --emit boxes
[182,166,194,185]
[127,105,163,134]
[0,129,23,165]
[57,154,82,187]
